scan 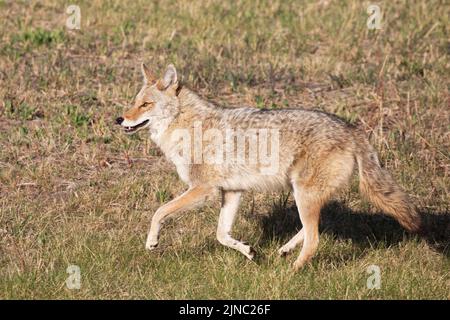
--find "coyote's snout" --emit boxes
[116,63,421,270]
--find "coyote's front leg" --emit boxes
[146,185,214,250]
[216,190,255,260]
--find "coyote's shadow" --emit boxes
[259,200,450,257]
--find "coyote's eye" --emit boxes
[139,102,153,109]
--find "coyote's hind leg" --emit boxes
[291,183,322,271]
[290,151,355,270]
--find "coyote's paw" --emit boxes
[292,258,310,271]
[292,262,303,272]
[145,239,158,251]
[242,244,256,260]
[278,246,293,257]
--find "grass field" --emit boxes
[0,0,449,299]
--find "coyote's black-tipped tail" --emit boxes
[355,137,421,233]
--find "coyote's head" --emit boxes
[116,64,180,134]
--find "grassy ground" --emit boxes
[0,0,449,299]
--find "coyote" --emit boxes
[116,64,421,270]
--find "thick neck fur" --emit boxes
[177,86,221,116]
[147,86,219,148]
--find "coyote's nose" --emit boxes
[115,117,124,125]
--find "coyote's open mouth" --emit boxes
[124,119,150,133]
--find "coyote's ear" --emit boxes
[141,63,156,84]
[157,64,178,91]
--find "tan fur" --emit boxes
[145,185,216,249]
[355,135,421,232]
[123,103,153,121]
[118,64,421,270]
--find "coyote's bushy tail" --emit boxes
[355,136,421,232]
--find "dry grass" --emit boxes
[0,0,449,299]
